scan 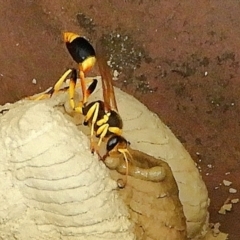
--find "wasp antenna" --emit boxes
[122,150,129,177]
[126,149,134,163]
[118,149,129,187]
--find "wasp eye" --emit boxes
[106,135,129,153]
[106,135,120,152]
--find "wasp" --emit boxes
[58,33,126,150]
[36,32,132,187]
[27,32,165,188]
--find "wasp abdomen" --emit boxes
[66,37,95,64]
[108,111,123,129]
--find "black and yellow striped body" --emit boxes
[83,101,123,136]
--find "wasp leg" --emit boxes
[78,56,96,104]
[67,68,79,112]
[83,102,100,153]
[75,78,98,114]
[79,69,88,104]
[44,69,74,100]
[96,113,109,126]
[25,89,53,101]
[96,123,109,147]
[95,114,123,146]
[108,127,122,136]
[53,69,73,95]
[26,69,73,101]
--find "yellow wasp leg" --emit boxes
[69,75,76,110]
[74,104,83,113]
[108,127,122,136]
[71,76,97,113]
[79,68,88,105]
[79,56,97,104]
[96,124,109,147]
[84,102,100,151]
[84,103,99,126]
[26,69,73,101]
[53,69,73,93]
[30,92,50,101]
[96,113,109,126]
[49,68,79,113]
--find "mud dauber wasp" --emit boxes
[34,32,131,187]
[30,32,165,188]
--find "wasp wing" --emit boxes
[96,40,118,113]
